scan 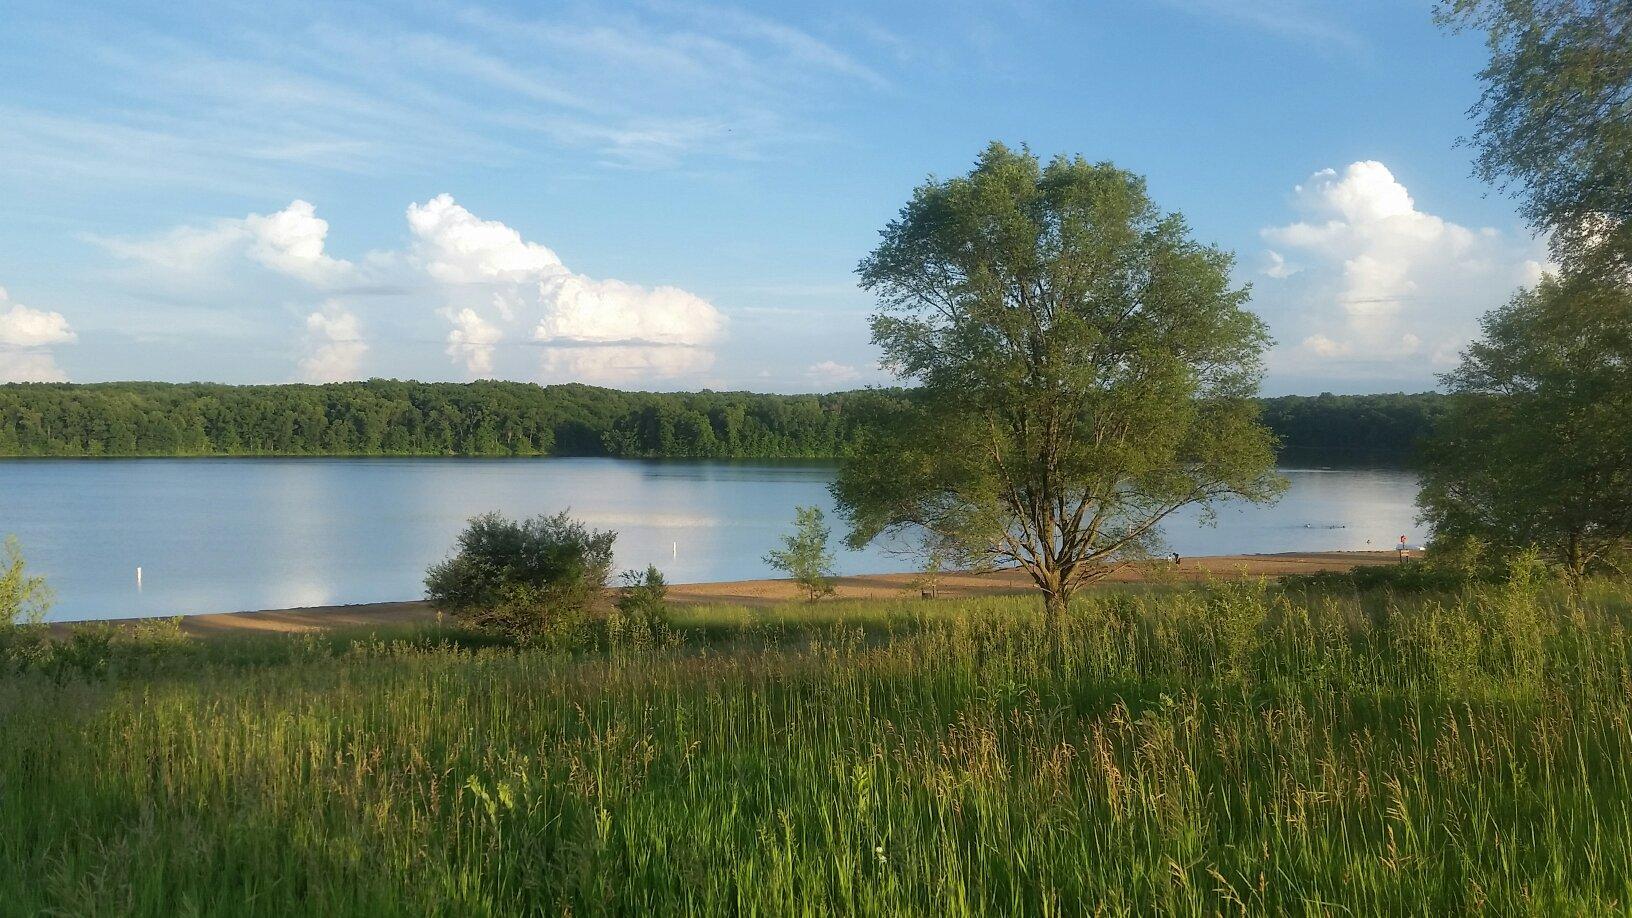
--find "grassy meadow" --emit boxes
[5,575,1632,914]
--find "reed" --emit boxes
[4,576,1632,914]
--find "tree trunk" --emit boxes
[1565,532,1588,595]
[1041,575,1069,668]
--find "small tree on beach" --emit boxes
[833,143,1283,636]
[764,506,837,601]
[1,536,52,628]
[425,512,615,643]
[1,536,55,677]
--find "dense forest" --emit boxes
[0,381,1445,464]
[1258,392,1449,466]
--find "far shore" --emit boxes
[53,551,1400,637]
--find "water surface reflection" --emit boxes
[0,458,1420,621]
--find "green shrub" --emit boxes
[425,511,615,643]
[1,537,55,678]
[0,536,51,628]
[608,565,674,651]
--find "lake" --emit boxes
[0,458,1421,622]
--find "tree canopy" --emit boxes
[0,380,855,459]
[1419,271,1632,578]
[1440,0,1632,276]
[0,379,1440,464]
[833,143,1282,620]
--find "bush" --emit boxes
[425,512,616,644]
[608,565,673,650]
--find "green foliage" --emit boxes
[1438,0,1632,278]
[42,626,114,686]
[0,537,56,679]
[835,143,1283,615]
[0,379,1440,464]
[1258,391,1448,465]
[910,550,948,599]
[425,512,616,643]
[763,506,836,600]
[0,537,51,627]
[7,580,1632,911]
[608,565,674,650]
[0,380,858,459]
[1,616,199,685]
[1419,271,1632,579]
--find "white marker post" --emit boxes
[672,541,678,560]
[136,566,143,590]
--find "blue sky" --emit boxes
[0,0,1548,394]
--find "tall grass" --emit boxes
[4,577,1632,914]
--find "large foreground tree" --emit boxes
[1439,0,1632,277]
[833,144,1282,626]
[1419,271,1632,580]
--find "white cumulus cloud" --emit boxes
[243,200,352,283]
[1258,161,1545,382]
[444,307,503,376]
[535,275,721,346]
[0,292,76,347]
[0,287,76,382]
[97,200,353,286]
[538,344,715,386]
[298,306,367,383]
[407,194,563,284]
[806,360,862,387]
[406,194,724,384]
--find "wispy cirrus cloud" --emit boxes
[1,2,893,191]
[1155,0,1363,52]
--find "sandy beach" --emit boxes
[111,551,1399,637]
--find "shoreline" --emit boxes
[54,551,1399,637]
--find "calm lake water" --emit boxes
[0,458,1421,622]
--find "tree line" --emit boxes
[0,381,857,459]
[0,379,1444,463]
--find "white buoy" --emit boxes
[672,541,677,559]
[136,566,143,590]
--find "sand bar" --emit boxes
[60,551,1398,637]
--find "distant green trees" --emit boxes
[1259,393,1449,465]
[0,380,1444,464]
[0,380,858,459]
